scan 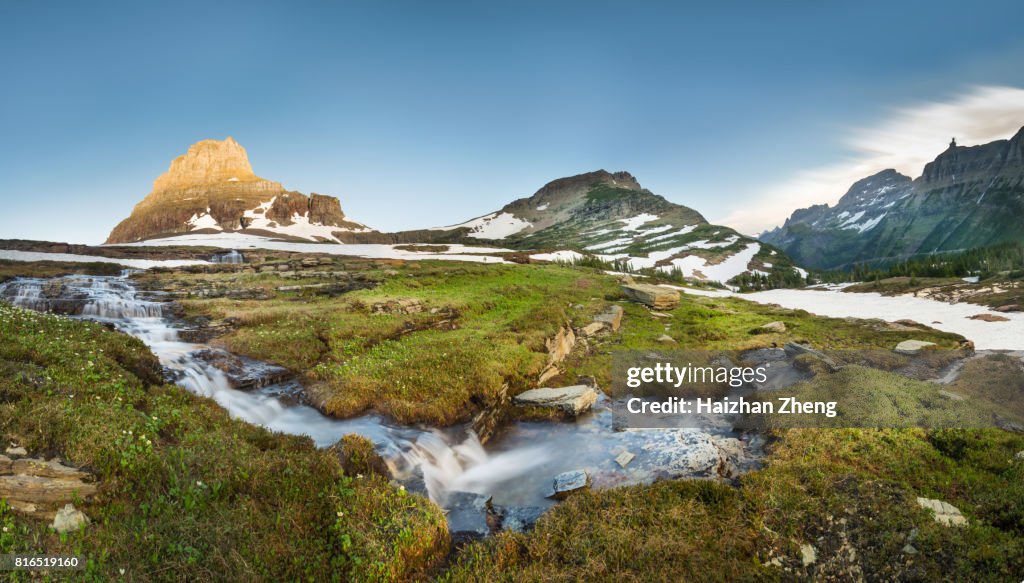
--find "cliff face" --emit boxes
[106,138,368,243]
[762,127,1024,269]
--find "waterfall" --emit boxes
[210,250,244,264]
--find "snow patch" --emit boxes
[0,250,209,269]
[432,212,532,240]
[618,213,660,231]
[530,250,584,262]
[187,211,221,231]
[536,203,549,211]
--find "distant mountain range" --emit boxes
[104,138,804,285]
[762,126,1024,270]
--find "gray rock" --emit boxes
[51,503,89,533]
[494,505,546,533]
[916,497,967,526]
[550,470,590,499]
[895,340,937,355]
[514,385,599,415]
[760,321,786,333]
[445,492,494,544]
[615,451,635,468]
[5,446,27,457]
[594,305,624,331]
[1015,450,1024,460]
[656,334,677,344]
[902,544,918,555]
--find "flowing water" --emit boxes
[0,274,749,531]
[210,250,245,264]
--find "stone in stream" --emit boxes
[894,340,937,355]
[513,385,599,415]
[550,470,591,499]
[621,284,680,310]
[493,505,547,533]
[615,451,636,468]
[445,491,495,544]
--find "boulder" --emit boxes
[580,322,605,337]
[760,321,786,333]
[550,470,590,499]
[916,497,967,526]
[594,305,624,331]
[513,385,599,416]
[51,503,89,533]
[621,284,680,310]
[894,340,937,355]
[994,304,1021,313]
[445,491,494,544]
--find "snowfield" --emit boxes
[0,250,210,269]
[430,212,532,240]
[113,233,512,263]
[742,287,1024,351]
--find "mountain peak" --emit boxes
[106,138,370,244]
[151,137,259,195]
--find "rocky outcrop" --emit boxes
[106,137,370,243]
[537,325,576,384]
[0,453,97,520]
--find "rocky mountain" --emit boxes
[106,137,370,243]
[346,170,805,285]
[762,126,1024,270]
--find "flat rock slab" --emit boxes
[0,475,97,505]
[916,497,967,526]
[514,385,599,415]
[11,458,90,481]
[615,451,636,468]
[550,470,590,499]
[622,284,680,310]
[895,340,937,355]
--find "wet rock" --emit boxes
[636,429,733,477]
[51,503,89,533]
[514,385,598,416]
[493,505,546,533]
[621,284,680,310]
[594,305,624,332]
[445,491,494,544]
[615,451,635,468]
[192,349,292,390]
[550,470,590,499]
[916,497,967,526]
[895,340,937,355]
[800,543,817,566]
[760,321,786,333]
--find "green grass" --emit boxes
[0,303,447,581]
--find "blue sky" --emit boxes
[2,0,1024,244]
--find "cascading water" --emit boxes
[210,250,244,264]
[0,274,751,532]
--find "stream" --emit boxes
[0,274,751,537]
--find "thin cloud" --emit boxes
[718,85,1024,235]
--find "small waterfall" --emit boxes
[210,250,244,264]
